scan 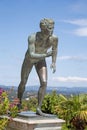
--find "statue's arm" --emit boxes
[50,36,58,73]
[28,36,52,59]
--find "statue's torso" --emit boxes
[26,32,56,63]
[35,32,52,53]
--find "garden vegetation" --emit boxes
[0,88,87,130]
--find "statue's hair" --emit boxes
[40,18,54,29]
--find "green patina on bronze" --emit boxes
[18,18,58,116]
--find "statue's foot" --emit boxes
[36,107,53,117]
[17,103,22,111]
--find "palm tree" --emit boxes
[54,94,87,130]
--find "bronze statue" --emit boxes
[17,18,58,116]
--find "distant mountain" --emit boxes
[26,86,87,95]
[0,85,87,95]
[47,86,87,95]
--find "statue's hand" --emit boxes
[50,63,56,73]
[46,51,53,57]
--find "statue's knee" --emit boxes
[41,81,47,87]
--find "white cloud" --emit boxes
[64,19,87,26]
[53,76,87,83]
[74,27,87,36]
[58,56,87,61]
[62,19,87,37]
[58,56,71,60]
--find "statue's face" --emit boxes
[46,24,54,36]
[41,23,54,36]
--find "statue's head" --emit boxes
[40,18,54,36]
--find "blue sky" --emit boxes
[0,0,87,87]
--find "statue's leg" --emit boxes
[35,60,48,116]
[18,57,33,103]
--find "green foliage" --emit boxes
[41,91,59,114]
[0,92,10,115]
[62,124,69,130]
[42,92,87,130]
[16,90,87,130]
[22,97,38,112]
[0,89,18,130]
[9,105,18,117]
[25,91,87,130]
[0,118,8,130]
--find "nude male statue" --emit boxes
[17,18,58,116]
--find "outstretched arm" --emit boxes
[50,36,58,73]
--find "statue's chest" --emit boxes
[35,39,51,52]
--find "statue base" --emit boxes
[18,111,57,118]
[6,111,65,130]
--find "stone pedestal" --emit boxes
[6,111,65,130]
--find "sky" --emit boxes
[0,0,87,87]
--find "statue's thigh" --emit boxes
[35,60,47,82]
[21,58,33,80]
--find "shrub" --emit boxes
[0,88,18,130]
